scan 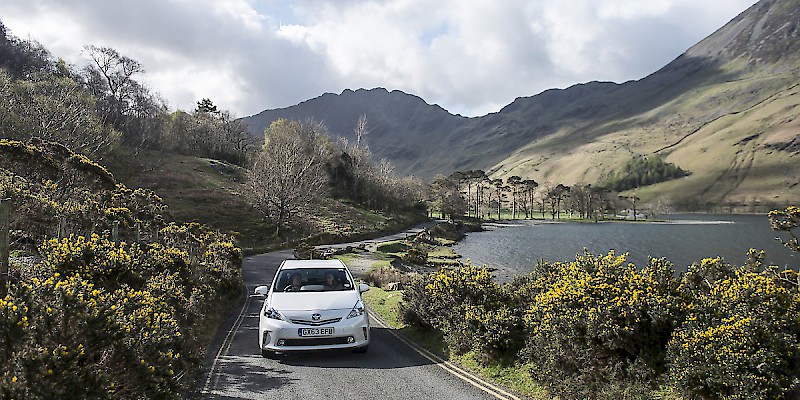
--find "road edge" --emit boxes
[369,310,524,400]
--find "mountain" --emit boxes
[242,0,800,208]
[488,0,800,207]
[240,88,469,176]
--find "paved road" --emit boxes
[200,224,505,400]
[315,219,443,253]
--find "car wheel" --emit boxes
[353,345,368,354]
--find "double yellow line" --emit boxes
[370,312,522,400]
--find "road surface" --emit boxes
[200,224,519,400]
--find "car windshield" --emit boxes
[273,268,354,292]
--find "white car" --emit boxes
[254,259,370,357]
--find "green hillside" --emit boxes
[104,149,425,253]
[488,0,800,208]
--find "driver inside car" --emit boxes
[285,273,303,291]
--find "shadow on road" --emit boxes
[209,354,301,398]
[273,327,435,369]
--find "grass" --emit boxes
[362,286,550,399]
[332,253,360,266]
[375,241,409,255]
[361,286,405,328]
[370,259,392,269]
[104,149,274,249]
[104,149,428,252]
[427,245,460,259]
[452,354,552,399]
[490,69,800,208]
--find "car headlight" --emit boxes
[347,299,365,319]
[263,306,285,321]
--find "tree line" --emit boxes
[0,21,255,166]
[430,169,674,221]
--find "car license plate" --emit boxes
[298,327,334,337]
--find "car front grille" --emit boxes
[290,318,342,326]
[282,337,351,346]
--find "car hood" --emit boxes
[269,291,360,311]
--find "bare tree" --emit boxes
[83,45,144,117]
[507,176,523,219]
[83,45,167,151]
[354,114,369,148]
[245,119,330,235]
[523,179,538,219]
[489,179,507,220]
[431,174,466,220]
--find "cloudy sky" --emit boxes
[0,0,759,117]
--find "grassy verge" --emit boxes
[362,286,550,399]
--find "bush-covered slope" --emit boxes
[0,139,242,398]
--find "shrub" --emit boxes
[401,265,524,361]
[401,243,427,265]
[667,257,800,399]
[0,271,184,399]
[0,228,240,398]
[520,251,682,398]
[365,265,412,289]
[0,139,243,398]
[769,206,800,252]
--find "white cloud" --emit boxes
[0,0,760,117]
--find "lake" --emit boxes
[452,214,798,281]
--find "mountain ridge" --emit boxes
[241,0,800,207]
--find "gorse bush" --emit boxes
[0,140,242,398]
[0,139,167,247]
[667,256,800,400]
[1,234,240,399]
[0,229,240,399]
[770,205,800,252]
[397,210,800,399]
[402,265,524,361]
[519,251,682,398]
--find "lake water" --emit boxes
[452,214,798,281]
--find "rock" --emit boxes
[386,282,404,291]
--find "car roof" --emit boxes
[280,259,347,270]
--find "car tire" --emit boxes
[353,345,368,354]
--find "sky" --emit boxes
[0,0,760,118]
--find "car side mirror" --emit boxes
[358,283,370,293]
[254,285,270,296]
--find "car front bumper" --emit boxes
[259,313,370,352]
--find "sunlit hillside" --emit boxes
[244,0,800,209]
